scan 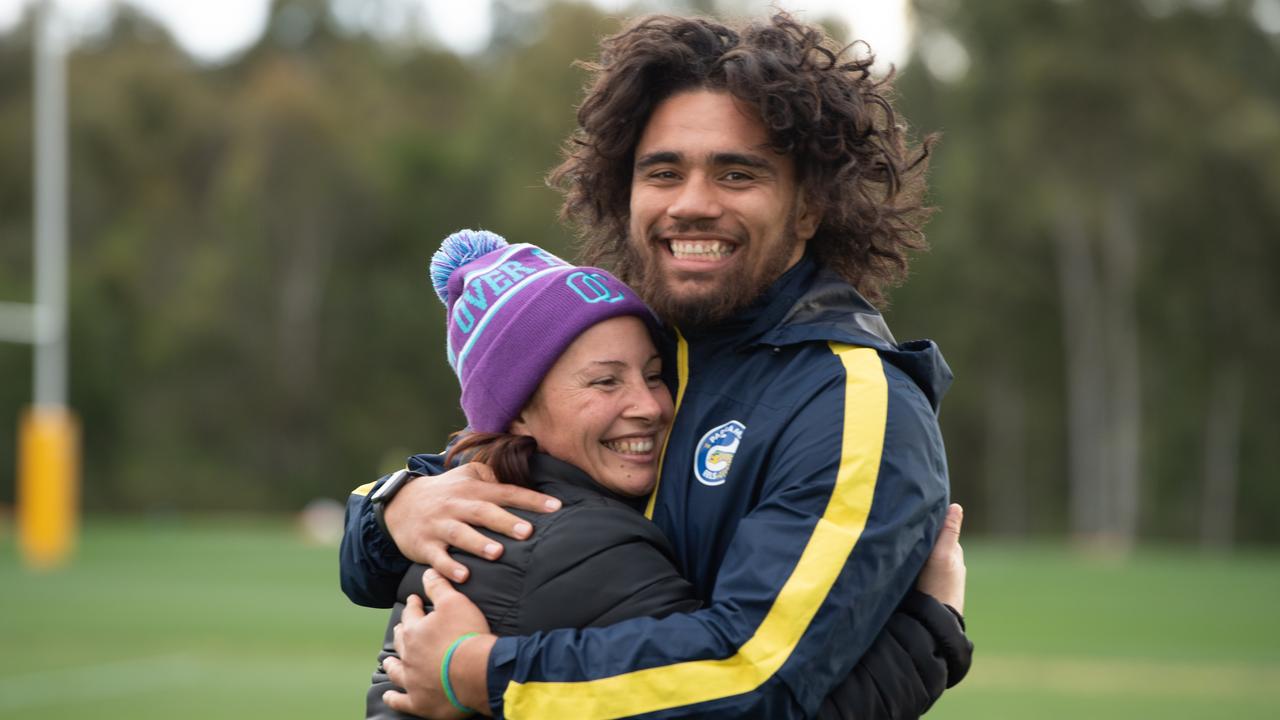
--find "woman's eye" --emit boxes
[645,373,664,386]
[591,377,620,388]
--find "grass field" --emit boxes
[3,518,1279,719]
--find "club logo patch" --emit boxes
[694,420,745,487]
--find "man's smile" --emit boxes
[668,238,738,261]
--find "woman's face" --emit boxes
[511,315,673,497]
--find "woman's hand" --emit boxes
[916,503,966,615]
[384,462,562,580]
[383,569,498,718]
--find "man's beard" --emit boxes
[625,217,801,329]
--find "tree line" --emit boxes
[1,0,1276,546]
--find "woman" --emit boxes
[366,230,969,719]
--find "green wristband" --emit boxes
[441,632,480,715]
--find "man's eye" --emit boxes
[723,171,753,182]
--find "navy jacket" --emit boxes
[341,256,954,718]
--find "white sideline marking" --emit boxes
[0,653,201,711]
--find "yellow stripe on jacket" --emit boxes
[645,329,690,520]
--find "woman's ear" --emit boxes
[510,392,543,438]
[509,410,535,438]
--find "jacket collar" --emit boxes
[758,264,898,352]
[673,253,897,352]
[668,252,953,412]
[527,453,646,511]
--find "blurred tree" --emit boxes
[0,0,623,512]
[898,0,1280,546]
[2,0,1276,546]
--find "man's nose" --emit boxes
[667,175,722,221]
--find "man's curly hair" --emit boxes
[548,12,934,306]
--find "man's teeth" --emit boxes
[670,240,734,260]
[604,438,655,454]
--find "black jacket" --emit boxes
[365,454,970,719]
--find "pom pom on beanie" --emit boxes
[430,229,509,305]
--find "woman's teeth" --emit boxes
[603,438,655,454]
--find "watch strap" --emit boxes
[372,468,421,537]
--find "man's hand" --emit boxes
[384,461,562,581]
[916,503,966,615]
[383,569,497,718]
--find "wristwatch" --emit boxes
[370,468,423,537]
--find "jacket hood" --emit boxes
[754,262,953,412]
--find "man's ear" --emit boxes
[795,191,821,243]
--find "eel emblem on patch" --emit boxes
[694,420,745,487]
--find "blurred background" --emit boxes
[1,0,1277,718]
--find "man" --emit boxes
[342,13,967,719]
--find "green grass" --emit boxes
[3,520,1279,718]
[943,543,1280,719]
[0,517,387,719]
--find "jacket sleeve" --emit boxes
[817,590,973,720]
[339,453,447,608]
[483,346,949,719]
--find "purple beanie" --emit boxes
[429,229,656,433]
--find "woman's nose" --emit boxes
[624,386,663,421]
